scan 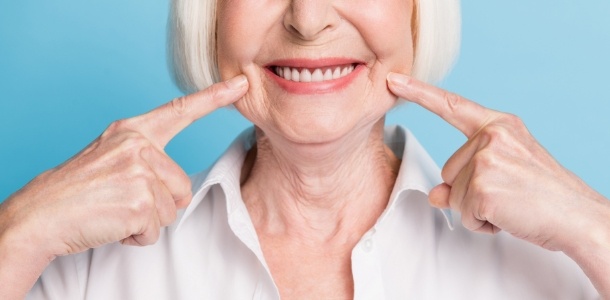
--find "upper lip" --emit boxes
[265,57,364,69]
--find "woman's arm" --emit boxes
[0,76,248,299]
[387,72,610,297]
[561,192,610,298]
[0,194,55,300]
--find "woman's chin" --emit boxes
[270,122,353,145]
[258,111,386,148]
[236,97,394,147]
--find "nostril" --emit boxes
[288,24,330,41]
[283,4,339,41]
[288,25,318,41]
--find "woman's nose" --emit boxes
[283,0,340,41]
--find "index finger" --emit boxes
[133,75,248,148]
[387,72,498,138]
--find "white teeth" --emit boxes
[276,64,356,83]
[332,67,341,79]
[283,67,291,80]
[323,69,333,80]
[300,69,312,82]
[291,68,300,82]
[312,69,324,82]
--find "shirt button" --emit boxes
[362,238,374,252]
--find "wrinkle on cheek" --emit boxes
[236,64,273,126]
[366,60,391,94]
[260,77,286,126]
[362,80,376,108]
[363,59,401,113]
[238,92,266,125]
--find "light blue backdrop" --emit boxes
[1,1,609,202]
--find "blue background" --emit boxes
[1,1,609,202]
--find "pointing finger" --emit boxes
[133,75,248,148]
[387,72,499,138]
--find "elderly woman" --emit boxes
[1,0,608,299]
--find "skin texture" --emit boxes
[216,0,413,298]
[0,76,249,299]
[388,73,610,298]
[216,0,414,144]
[1,1,609,299]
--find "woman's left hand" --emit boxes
[387,72,610,296]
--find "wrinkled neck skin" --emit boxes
[240,117,400,247]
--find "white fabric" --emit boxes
[27,125,598,299]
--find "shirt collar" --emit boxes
[177,125,453,231]
[176,128,254,231]
[384,125,454,229]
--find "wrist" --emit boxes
[0,191,58,262]
[561,196,610,297]
[0,196,56,299]
[1,172,64,258]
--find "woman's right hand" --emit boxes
[0,75,248,295]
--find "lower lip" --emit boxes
[265,65,363,95]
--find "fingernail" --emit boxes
[387,72,409,87]
[226,75,248,90]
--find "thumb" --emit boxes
[429,183,451,209]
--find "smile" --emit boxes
[272,64,356,82]
[265,58,364,94]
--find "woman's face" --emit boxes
[217,0,414,144]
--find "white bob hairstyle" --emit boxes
[169,0,461,93]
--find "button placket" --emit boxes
[360,228,377,253]
[362,238,374,252]
[352,228,385,299]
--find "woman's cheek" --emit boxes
[234,76,272,127]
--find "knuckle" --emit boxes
[442,91,462,113]
[480,126,515,153]
[118,133,151,154]
[503,113,524,128]
[504,113,529,136]
[102,119,130,138]
[468,176,494,204]
[127,228,160,247]
[205,84,226,107]
[173,187,192,203]
[207,82,230,108]
[477,195,497,224]
[472,150,499,171]
[176,192,194,209]
[169,96,190,117]
[126,195,155,218]
[122,132,145,147]
[461,214,479,231]
[127,163,155,184]
[103,123,151,152]
[480,124,510,143]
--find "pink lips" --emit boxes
[265,58,364,95]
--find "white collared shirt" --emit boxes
[28,126,597,299]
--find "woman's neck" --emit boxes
[240,119,400,245]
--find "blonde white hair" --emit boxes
[168,0,461,93]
